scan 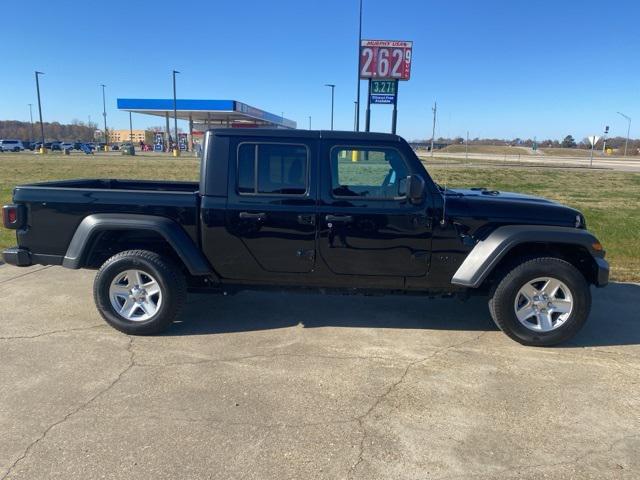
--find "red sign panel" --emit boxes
[359,40,413,80]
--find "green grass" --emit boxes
[1,152,638,282]
[540,148,596,157]
[439,145,530,155]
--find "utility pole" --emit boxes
[465,130,469,162]
[100,84,108,151]
[602,125,609,154]
[27,103,34,140]
[308,116,312,130]
[34,71,45,154]
[172,70,180,156]
[430,101,437,157]
[617,112,631,157]
[354,0,363,131]
[325,84,335,130]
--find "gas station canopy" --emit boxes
[116,98,296,130]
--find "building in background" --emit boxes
[107,129,153,144]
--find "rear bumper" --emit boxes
[595,257,609,287]
[2,247,32,267]
[2,247,63,268]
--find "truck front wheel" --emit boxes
[93,250,187,335]
[489,257,591,346]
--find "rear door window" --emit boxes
[237,143,308,196]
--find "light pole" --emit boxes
[617,111,631,157]
[308,116,312,130]
[430,101,437,157]
[27,103,34,140]
[34,71,45,154]
[325,84,335,130]
[172,70,180,156]
[355,0,363,131]
[353,101,358,131]
[100,84,108,151]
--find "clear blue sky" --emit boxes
[1,0,638,141]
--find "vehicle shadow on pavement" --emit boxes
[563,282,640,348]
[165,283,640,348]
[167,292,498,336]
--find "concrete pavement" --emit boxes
[0,265,638,479]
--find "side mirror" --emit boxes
[407,175,425,204]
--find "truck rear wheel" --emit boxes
[489,257,591,346]
[93,250,187,335]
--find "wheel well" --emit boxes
[82,230,186,272]
[483,242,599,290]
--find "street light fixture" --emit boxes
[34,71,45,154]
[172,70,180,156]
[616,111,631,157]
[100,84,108,151]
[325,84,335,130]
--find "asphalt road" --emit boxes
[1,265,639,479]
[420,152,640,172]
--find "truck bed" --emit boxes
[11,178,201,262]
[23,178,199,193]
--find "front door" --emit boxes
[318,142,432,278]
[224,140,318,278]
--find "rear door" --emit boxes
[223,138,318,277]
[318,141,432,278]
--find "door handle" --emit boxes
[297,214,316,225]
[239,212,267,221]
[325,214,353,223]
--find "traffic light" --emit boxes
[604,125,609,134]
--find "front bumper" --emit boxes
[2,247,32,267]
[595,257,609,287]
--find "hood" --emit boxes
[444,187,584,230]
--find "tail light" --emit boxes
[2,204,25,229]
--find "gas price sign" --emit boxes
[359,40,413,80]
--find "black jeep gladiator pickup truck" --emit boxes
[2,129,608,346]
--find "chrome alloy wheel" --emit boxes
[109,269,162,321]
[514,277,573,332]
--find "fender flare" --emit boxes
[62,213,214,276]
[451,225,604,288]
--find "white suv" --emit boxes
[0,140,24,152]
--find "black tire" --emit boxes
[93,250,187,335]
[488,257,591,346]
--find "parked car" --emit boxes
[111,144,120,151]
[1,129,609,346]
[60,142,74,151]
[0,140,24,152]
[49,141,62,151]
[22,141,35,151]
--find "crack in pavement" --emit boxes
[434,433,640,480]
[133,351,405,368]
[0,266,52,286]
[347,331,489,479]
[0,324,105,340]
[0,337,135,480]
